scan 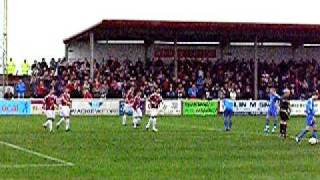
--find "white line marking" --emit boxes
[0,164,73,169]
[0,141,74,166]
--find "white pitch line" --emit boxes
[0,163,73,169]
[0,141,74,166]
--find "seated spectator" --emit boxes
[188,84,198,98]
[15,79,26,98]
[166,84,177,98]
[4,88,14,100]
[36,81,47,98]
[83,89,93,99]
[71,86,83,98]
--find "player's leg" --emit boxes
[56,117,65,129]
[132,109,138,128]
[152,108,158,132]
[271,114,278,133]
[264,112,270,133]
[228,111,232,130]
[296,116,313,142]
[65,117,70,131]
[311,122,317,139]
[223,110,229,131]
[146,108,153,130]
[122,104,128,126]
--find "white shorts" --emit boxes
[150,108,159,117]
[60,106,70,117]
[46,110,55,120]
[124,103,133,114]
[133,108,142,118]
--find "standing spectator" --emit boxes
[21,59,30,76]
[16,79,26,98]
[6,58,16,75]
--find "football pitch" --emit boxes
[0,115,319,179]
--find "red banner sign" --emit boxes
[154,48,216,59]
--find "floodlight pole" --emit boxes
[89,32,94,79]
[2,0,8,96]
[254,36,258,100]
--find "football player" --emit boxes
[56,88,72,132]
[42,89,57,132]
[146,89,163,132]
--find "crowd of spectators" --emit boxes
[15,57,319,100]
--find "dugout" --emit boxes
[63,19,320,99]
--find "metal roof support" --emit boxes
[254,36,258,100]
[65,44,69,62]
[90,32,95,79]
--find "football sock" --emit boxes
[122,114,127,125]
[146,117,152,128]
[57,117,65,126]
[66,118,70,130]
[48,120,53,132]
[283,124,287,137]
[152,117,157,130]
[228,116,232,129]
[297,129,308,140]
[312,130,318,138]
[224,116,228,130]
[265,117,270,126]
[280,123,285,135]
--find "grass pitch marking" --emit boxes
[0,140,74,168]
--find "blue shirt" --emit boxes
[224,98,234,111]
[306,98,316,116]
[269,94,280,111]
[188,87,198,98]
[16,82,26,93]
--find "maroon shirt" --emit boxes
[43,94,57,110]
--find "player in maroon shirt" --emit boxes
[56,88,72,132]
[146,89,163,132]
[132,91,142,128]
[122,87,134,126]
[42,89,57,132]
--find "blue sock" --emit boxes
[297,129,308,140]
[228,115,232,129]
[224,116,228,130]
[265,117,270,127]
[312,130,318,138]
[273,117,277,127]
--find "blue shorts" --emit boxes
[224,109,233,117]
[306,115,316,127]
[267,108,278,117]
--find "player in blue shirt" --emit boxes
[295,91,319,143]
[264,88,281,134]
[223,91,236,131]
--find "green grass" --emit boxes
[0,115,319,179]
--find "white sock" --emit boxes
[122,114,127,125]
[133,117,137,128]
[57,117,65,126]
[48,120,53,132]
[152,117,157,130]
[43,120,49,127]
[65,118,70,130]
[146,118,152,128]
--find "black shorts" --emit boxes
[280,111,289,121]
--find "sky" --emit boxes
[1,0,320,65]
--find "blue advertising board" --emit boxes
[0,99,31,115]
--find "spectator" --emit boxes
[21,59,30,76]
[71,86,83,98]
[83,89,93,99]
[36,81,47,98]
[188,84,198,98]
[16,79,26,98]
[4,88,14,100]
